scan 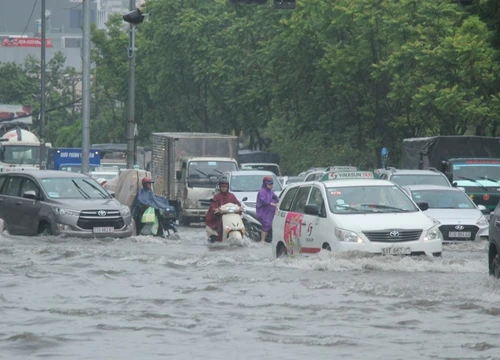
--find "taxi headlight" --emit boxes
[424,225,442,242]
[54,207,80,216]
[120,207,131,216]
[476,215,488,226]
[335,227,363,243]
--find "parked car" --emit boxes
[0,170,132,238]
[378,167,452,187]
[402,185,489,242]
[272,171,442,258]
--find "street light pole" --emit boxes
[40,0,46,169]
[126,0,136,169]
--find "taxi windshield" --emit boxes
[327,185,418,214]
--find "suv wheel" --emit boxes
[491,254,500,279]
[38,223,52,236]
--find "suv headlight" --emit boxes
[424,225,442,241]
[120,207,131,216]
[476,215,488,226]
[335,227,363,243]
[54,208,80,216]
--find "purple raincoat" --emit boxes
[256,184,279,232]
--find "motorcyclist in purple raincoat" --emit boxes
[256,176,279,243]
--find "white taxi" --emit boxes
[271,171,443,258]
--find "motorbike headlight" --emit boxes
[120,207,131,216]
[335,227,363,243]
[476,215,488,226]
[424,225,442,242]
[53,208,80,216]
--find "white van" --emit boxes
[271,171,443,258]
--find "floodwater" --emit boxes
[1,225,500,360]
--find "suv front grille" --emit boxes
[363,229,423,243]
[439,225,478,241]
[77,210,124,230]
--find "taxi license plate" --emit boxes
[93,227,114,234]
[448,231,471,238]
[382,247,411,255]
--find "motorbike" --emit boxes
[241,203,272,243]
[139,205,178,237]
[206,202,245,245]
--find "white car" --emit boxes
[218,170,283,207]
[272,171,443,258]
[402,185,489,242]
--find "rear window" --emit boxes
[390,174,449,187]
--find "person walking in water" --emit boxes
[256,176,279,243]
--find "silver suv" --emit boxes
[0,171,132,238]
[378,167,452,187]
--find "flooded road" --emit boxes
[1,226,500,360]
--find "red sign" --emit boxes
[1,37,53,48]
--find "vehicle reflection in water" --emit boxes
[0,228,498,360]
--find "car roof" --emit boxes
[402,184,461,191]
[0,170,89,178]
[285,179,395,189]
[226,170,276,176]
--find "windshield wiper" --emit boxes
[458,176,487,190]
[335,204,361,212]
[479,176,500,183]
[358,204,410,212]
[82,179,108,198]
[72,180,90,199]
[194,168,210,178]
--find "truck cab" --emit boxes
[176,156,239,225]
[0,129,51,172]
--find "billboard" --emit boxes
[0,104,33,125]
[1,37,53,48]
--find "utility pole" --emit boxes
[123,4,146,169]
[40,0,46,169]
[126,0,136,169]
[81,0,91,174]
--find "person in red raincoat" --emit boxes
[206,175,241,242]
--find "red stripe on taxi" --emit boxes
[300,247,321,254]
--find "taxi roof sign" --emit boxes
[321,171,374,181]
[324,166,358,172]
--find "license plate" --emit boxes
[382,247,411,255]
[448,231,471,238]
[93,227,114,234]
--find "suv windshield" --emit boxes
[390,174,449,187]
[41,177,110,199]
[327,185,418,214]
[409,189,476,209]
[230,174,283,192]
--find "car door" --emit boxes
[489,201,500,246]
[18,176,43,235]
[286,185,312,255]
[302,186,328,253]
[0,176,23,233]
[274,185,299,250]
[0,175,8,223]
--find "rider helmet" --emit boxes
[142,177,154,188]
[263,175,273,184]
[218,175,230,187]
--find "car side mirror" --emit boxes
[417,201,429,211]
[176,170,182,180]
[23,190,38,200]
[477,204,491,215]
[107,190,115,198]
[304,204,319,215]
